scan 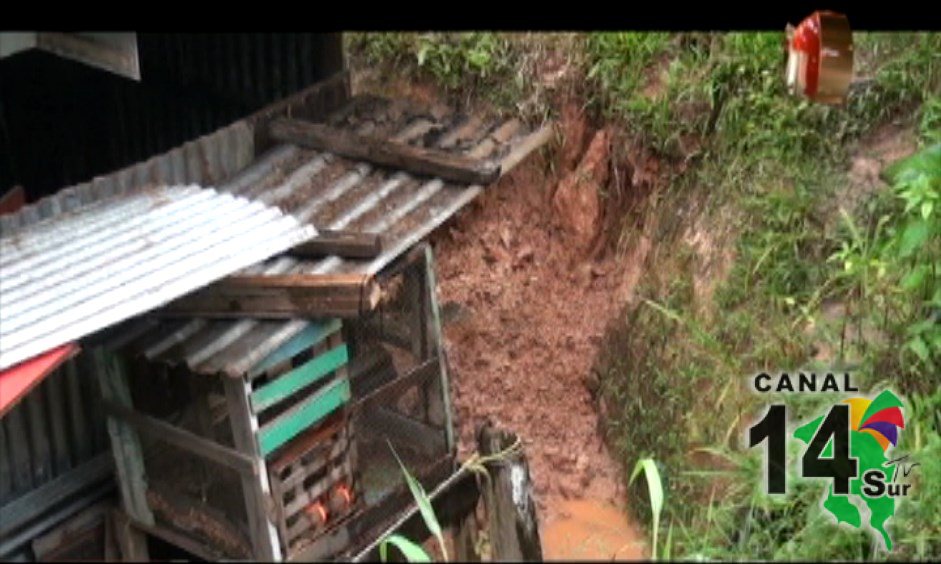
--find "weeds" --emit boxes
[592,31,941,560]
[630,458,665,559]
[352,30,941,560]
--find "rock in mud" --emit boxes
[552,129,610,250]
[560,102,591,172]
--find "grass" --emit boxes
[349,30,941,560]
[591,31,941,560]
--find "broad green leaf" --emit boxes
[388,441,448,561]
[922,200,934,220]
[882,143,941,185]
[908,337,930,362]
[901,265,928,291]
[380,534,432,563]
[631,458,664,559]
[899,219,931,257]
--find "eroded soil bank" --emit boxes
[431,137,648,558]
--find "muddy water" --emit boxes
[541,499,646,560]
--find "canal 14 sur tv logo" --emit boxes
[746,372,918,551]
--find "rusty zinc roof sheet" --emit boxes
[0,184,316,370]
[119,95,552,376]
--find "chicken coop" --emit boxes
[1,33,549,562]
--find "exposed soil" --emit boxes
[841,122,918,214]
[351,65,650,557]
[430,140,646,556]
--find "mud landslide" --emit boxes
[431,146,643,534]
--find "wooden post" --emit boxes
[288,230,383,260]
[452,510,481,562]
[403,252,432,427]
[161,273,382,319]
[222,376,281,562]
[268,118,501,185]
[93,348,154,527]
[111,510,150,561]
[420,244,453,450]
[477,423,543,562]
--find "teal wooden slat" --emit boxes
[258,377,351,457]
[250,344,349,414]
[248,319,342,379]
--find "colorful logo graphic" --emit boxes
[793,390,909,550]
[748,377,917,552]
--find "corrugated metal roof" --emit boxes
[0,121,254,236]
[120,96,552,376]
[0,185,316,370]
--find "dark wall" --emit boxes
[0,33,344,200]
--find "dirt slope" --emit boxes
[430,144,646,556]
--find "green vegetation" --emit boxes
[350,31,941,560]
[630,458,667,560]
[346,33,525,110]
[592,31,941,560]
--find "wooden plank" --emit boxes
[0,453,112,536]
[288,230,382,260]
[92,349,154,527]
[268,413,344,476]
[269,118,501,185]
[275,434,348,493]
[281,461,351,519]
[420,244,453,446]
[478,424,542,561]
[111,510,150,561]
[101,401,257,477]
[248,70,351,154]
[162,274,382,320]
[498,123,554,175]
[351,358,439,416]
[258,378,351,458]
[251,345,349,414]
[249,319,342,380]
[222,377,281,561]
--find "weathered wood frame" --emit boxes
[97,315,355,561]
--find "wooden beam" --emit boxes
[112,510,151,561]
[269,118,501,185]
[288,230,382,260]
[93,349,154,527]
[222,377,281,561]
[477,424,542,561]
[257,377,351,457]
[161,273,382,320]
[351,358,438,416]
[250,344,349,414]
[101,401,258,478]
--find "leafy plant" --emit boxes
[630,458,665,559]
[380,442,448,563]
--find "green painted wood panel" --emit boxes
[248,319,342,379]
[258,377,351,457]
[250,344,349,414]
